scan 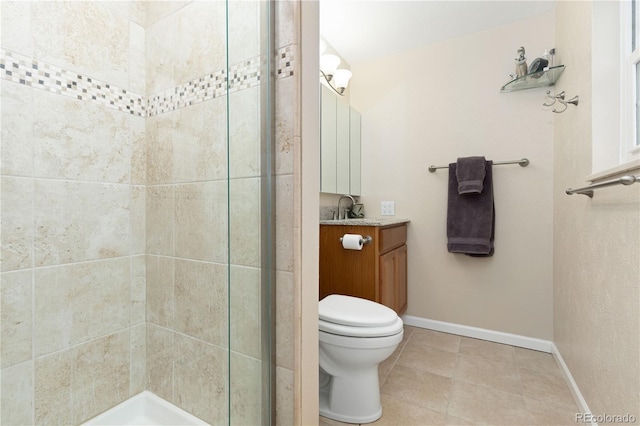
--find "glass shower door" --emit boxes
[227,0,275,424]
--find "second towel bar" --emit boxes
[565,175,639,198]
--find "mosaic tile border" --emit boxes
[277,45,295,79]
[0,49,146,116]
[1,46,296,117]
[147,46,294,116]
[146,68,227,116]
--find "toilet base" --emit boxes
[319,388,382,424]
[318,368,383,424]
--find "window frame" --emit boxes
[621,0,640,162]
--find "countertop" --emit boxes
[319,218,410,227]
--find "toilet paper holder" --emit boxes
[339,235,373,245]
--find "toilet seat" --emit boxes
[320,294,398,327]
[319,294,403,338]
[319,316,403,338]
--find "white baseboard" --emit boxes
[401,315,553,353]
[551,343,595,425]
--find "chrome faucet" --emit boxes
[337,194,356,220]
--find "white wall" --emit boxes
[350,11,555,340]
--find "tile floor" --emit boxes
[320,326,579,426]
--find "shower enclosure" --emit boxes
[1,1,276,424]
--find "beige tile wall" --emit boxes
[173,332,229,423]
[143,1,297,424]
[1,0,297,424]
[1,1,147,423]
[143,6,234,421]
[274,1,299,425]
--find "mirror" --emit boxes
[320,84,337,192]
[350,107,361,195]
[320,83,362,195]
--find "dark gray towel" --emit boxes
[447,161,494,256]
[456,156,486,194]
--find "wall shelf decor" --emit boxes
[500,65,565,93]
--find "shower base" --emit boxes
[82,391,208,425]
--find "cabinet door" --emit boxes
[379,245,408,314]
[379,250,397,311]
[395,244,407,314]
[319,225,376,301]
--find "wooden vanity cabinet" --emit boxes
[319,223,408,315]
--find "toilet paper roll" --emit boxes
[342,234,363,251]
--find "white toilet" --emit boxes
[319,294,404,424]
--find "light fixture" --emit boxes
[332,69,352,93]
[320,54,352,96]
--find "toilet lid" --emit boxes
[319,294,399,327]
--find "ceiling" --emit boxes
[319,1,556,66]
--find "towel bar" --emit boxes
[428,158,529,173]
[565,175,639,198]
